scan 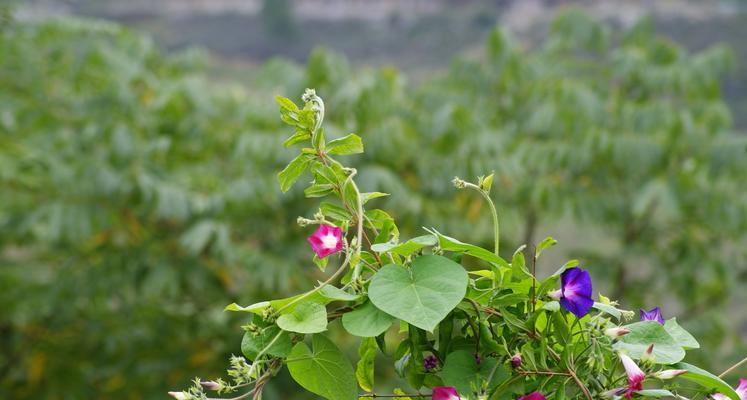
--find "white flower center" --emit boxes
[320,233,339,249]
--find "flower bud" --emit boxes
[297,217,313,227]
[604,326,631,338]
[452,177,466,189]
[640,344,655,364]
[168,392,188,400]
[510,353,522,369]
[653,369,687,380]
[423,355,439,372]
[548,289,562,300]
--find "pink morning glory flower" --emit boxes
[619,352,645,399]
[549,267,594,318]
[307,224,343,258]
[640,307,665,325]
[711,378,747,400]
[518,392,546,400]
[432,387,460,400]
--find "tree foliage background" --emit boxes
[1,4,746,399]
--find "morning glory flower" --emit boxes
[518,392,546,400]
[711,378,747,400]
[307,224,343,258]
[619,352,645,399]
[549,267,594,318]
[432,387,460,400]
[640,307,665,325]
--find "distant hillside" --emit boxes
[17,0,747,128]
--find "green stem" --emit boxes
[464,182,500,255]
[719,355,747,378]
[276,257,350,314]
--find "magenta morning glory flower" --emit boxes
[640,307,665,325]
[432,387,460,400]
[518,393,546,400]
[549,267,594,318]
[711,378,747,400]
[620,352,646,399]
[307,224,343,258]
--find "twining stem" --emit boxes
[359,393,428,398]
[276,257,350,314]
[719,355,747,378]
[463,182,500,255]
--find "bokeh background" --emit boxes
[1,0,746,398]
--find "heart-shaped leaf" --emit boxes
[276,301,328,334]
[368,255,468,332]
[342,301,395,337]
[664,318,699,349]
[613,321,685,364]
[241,326,292,360]
[287,334,357,400]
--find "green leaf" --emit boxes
[342,301,395,337]
[440,350,500,395]
[511,246,532,279]
[320,202,352,222]
[360,191,389,204]
[672,362,741,400]
[635,389,675,397]
[284,129,311,147]
[278,154,311,192]
[427,229,507,266]
[287,334,357,400]
[535,236,558,259]
[312,127,325,151]
[224,290,329,315]
[326,133,363,155]
[241,326,292,360]
[664,318,700,349]
[356,337,377,392]
[542,301,560,312]
[592,302,622,319]
[276,95,299,112]
[613,321,685,364]
[370,235,438,257]
[276,301,328,333]
[369,255,468,332]
[305,183,335,198]
[313,254,328,271]
[319,285,361,301]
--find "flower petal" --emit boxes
[518,392,546,400]
[432,386,460,400]
[639,307,665,325]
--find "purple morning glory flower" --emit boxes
[307,224,343,258]
[640,307,665,325]
[550,267,594,318]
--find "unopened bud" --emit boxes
[168,392,188,400]
[548,289,562,300]
[641,344,655,363]
[452,177,466,189]
[302,88,317,103]
[297,217,313,227]
[510,353,522,369]
[604,326,630,338]
[653,369,687,380]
